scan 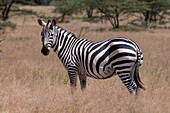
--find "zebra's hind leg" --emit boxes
[78,74,87,91]
[118,73,137,94]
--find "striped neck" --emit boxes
[52,26,78,55]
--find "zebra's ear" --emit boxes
[47,20,51,28]
[52,18,57,26]
[37,19,46,26]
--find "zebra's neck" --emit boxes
[52,26,78,58]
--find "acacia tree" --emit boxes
[143,0,170,25]
[0,0,16,20]
[50,0,169,28]
[50,0,79,22]
[96,0,131,28]
[131,0,170,26]
[49,0,132,28]
[79,0,136,28]
[77,0,96,18]
[30,0,53,5]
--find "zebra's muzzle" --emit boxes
[41,46,49,56]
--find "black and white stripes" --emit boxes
[38,19,145,94]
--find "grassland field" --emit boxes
[0,6,170,113]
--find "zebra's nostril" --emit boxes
[41,46,49,56]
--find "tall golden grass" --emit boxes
[0,6,170,113]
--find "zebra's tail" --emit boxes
[134,49,145,92]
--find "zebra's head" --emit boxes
[37,19,57,56]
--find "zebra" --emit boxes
[37,19,145,94]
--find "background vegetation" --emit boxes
[50,0,170,28]
[0,0,170,28]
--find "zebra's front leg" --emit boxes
[68,71,77,94]
[118,73,137,94]
[79,74,87,91]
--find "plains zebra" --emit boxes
[37,19,145,94]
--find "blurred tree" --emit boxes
[77,0,136,28]
[33,0,53,5]
[15,0,53,5]
[50,0,78,22]
[15,0,36,5]
[0,0,16,20]
[96,0,130,28]
[77,0,96,18]
[50,0,170,28]
[131,0,170,26]
[143,0,170,25]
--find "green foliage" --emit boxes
[82,16,100,23]
[20,9,37,15]
[38,14,53,20]
[50,0,79,22]
[0,0,169,30]
[34,0,53,5]
[96,27,106,32]
[109,25,146,31]
[15,0,53,5]
[50,0,169,28]
[76,0,98,18]
[16,8,53,20]
[94,0,136,28]
[0,20,16,29]
[15,0,36,5]
[131,0,170,26]
[0,0,16,20]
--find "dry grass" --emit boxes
[0,6,170,113]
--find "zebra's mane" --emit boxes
[53,24,77,39]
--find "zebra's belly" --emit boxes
[79,64,116,79]
[87,69,116,79]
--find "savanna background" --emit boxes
[0,0,170,113]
